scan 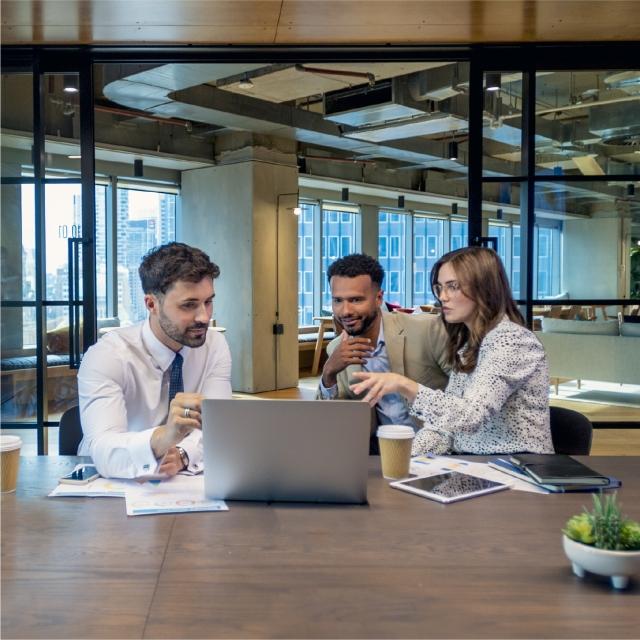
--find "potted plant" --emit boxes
[563,493,640,589]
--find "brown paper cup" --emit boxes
[378,427,414,479]
[1,435,22,493]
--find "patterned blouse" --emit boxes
[410,317,554,456]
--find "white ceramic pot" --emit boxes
[563,534,640,589]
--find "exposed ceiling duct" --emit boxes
[588,101,640,143]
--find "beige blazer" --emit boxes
[317,311,450,429]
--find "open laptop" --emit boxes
[202,399,370,504]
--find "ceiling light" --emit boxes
[486,72,501,92]
[293,207,302,216]
[63,74,79,93]
[447,141,458,161]
[238,76,254,90]
[68,155,81,159]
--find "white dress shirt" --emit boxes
[78,319,232,478]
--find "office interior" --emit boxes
[1,5,640,458]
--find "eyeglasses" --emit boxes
[433,281,462,298]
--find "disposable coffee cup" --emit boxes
[1,435,22,493]
[377,425,414,480]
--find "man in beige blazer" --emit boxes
[317,254,449,441]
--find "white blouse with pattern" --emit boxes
[410,317,553,456]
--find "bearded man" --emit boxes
[317,254,449,441]
[78,242,231,478]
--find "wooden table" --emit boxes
[2,457,639,639]
[311,316,335,377]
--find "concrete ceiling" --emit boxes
[2,0,640,45]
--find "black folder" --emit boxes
[508,454,610,486]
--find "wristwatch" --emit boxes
[176,446,189,471]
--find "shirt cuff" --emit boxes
[178,430,203,474]
[128,430,161,477]
[318,378,339,399]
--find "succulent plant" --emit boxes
[563,492,640,551]
[563,513,595,545]
[619,521,640,551]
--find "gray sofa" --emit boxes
[535,318,640,385]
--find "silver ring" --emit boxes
[184,407,191,419]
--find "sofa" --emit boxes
[535,317,640,386]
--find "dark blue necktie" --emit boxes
[168,352,184,407]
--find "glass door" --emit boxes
[1,62,96,454]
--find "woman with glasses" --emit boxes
[350,246,553,455]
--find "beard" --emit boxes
[340,309,378,336]
[158,309,208,348]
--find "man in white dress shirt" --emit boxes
[78,242,232,479]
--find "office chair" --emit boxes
[549,406,593,455]
[58,405,83,455]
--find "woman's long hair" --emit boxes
[430,247,524,373]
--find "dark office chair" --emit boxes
[549,406,593,455]
[58,405,83,455]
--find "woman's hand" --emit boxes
[349,371,419,407]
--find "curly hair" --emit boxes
[430,246,524,373]
[326,253,384,288]
[138,242,220,295]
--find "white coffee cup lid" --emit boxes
[377,425,415,439]
[0,435,22,452]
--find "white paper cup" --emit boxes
[1,435,22,493]
[377,425,414,480]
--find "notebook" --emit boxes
[202,398,370,503]
[489,458,620,492]
[508,454,610,486]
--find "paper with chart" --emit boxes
[124,474,228,516]
[48,477,136,497]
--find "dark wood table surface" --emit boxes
[2,456,639,639]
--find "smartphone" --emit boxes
[59,464,100,485]
[390,471,509,504]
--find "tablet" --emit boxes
[390,471,509,503]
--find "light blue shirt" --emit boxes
[319,323,414,429]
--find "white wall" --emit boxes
[563,216,622,298]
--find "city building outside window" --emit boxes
[115,187,176,324]
[413,216,445,305]
[297,202,316,325]
[378,210,407,306]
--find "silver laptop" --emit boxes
[202,399,370,504]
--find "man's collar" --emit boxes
[142,318,186,371]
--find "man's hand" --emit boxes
[349,371,419,406]
[156,446,185,477]
[150,392,204,459]
[321,330,374,388]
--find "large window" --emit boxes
[413,216,444,305]
[115,187,177,324]
[297,202,316,325]
[321,206,359,311]
[297,202,360,324]
[19,182,107,345]
[378,211,407,306]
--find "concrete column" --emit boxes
[360,204,379,258]
[180,139,298,392]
